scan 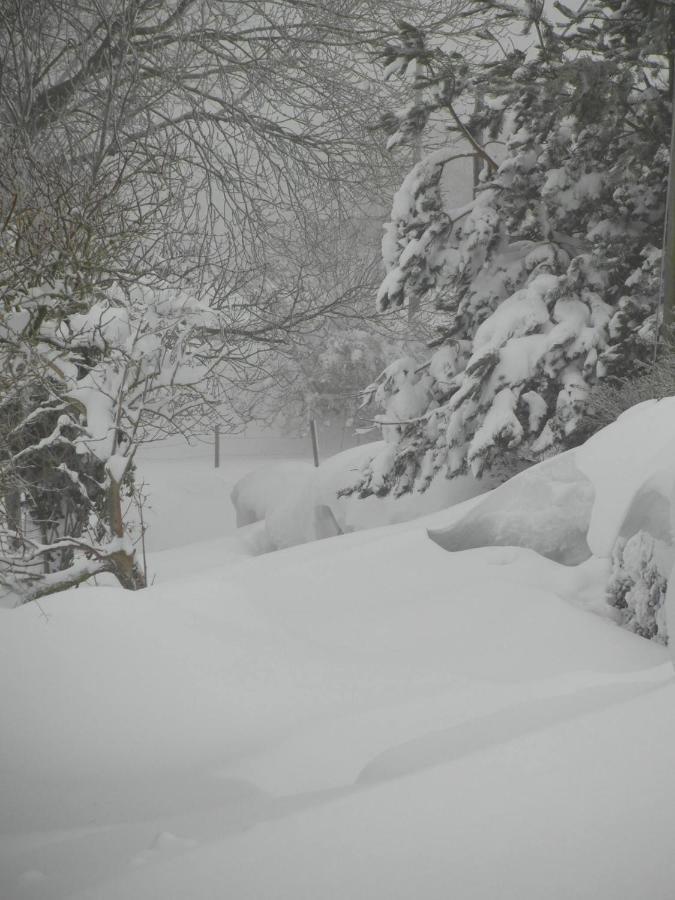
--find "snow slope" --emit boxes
[1,419,675,900]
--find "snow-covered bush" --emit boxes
[357,0,670,496]
[607,532,668,644]
[0,379,109,575]
[0,277,237,601]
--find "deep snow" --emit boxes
[1,414,675,900]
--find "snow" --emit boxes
[577,397,675,557]
[230,441,493,551]
[432,396,675,581]
[472,273,558,352]
[106,453,130,484]
[230,461,314,526]
[468,387,523,465]
[430,450,594,566]
[135,438,306,565]
[374,357,431,427]
[2,411,675,900]
[62,301,132,350]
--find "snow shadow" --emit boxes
[355,676,671,786]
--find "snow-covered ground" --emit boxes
[2,417,675,900]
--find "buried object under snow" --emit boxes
[430,397,675,568]
[429,397,675,645]
[428,451,594,565]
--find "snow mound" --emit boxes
[576,397,675,557]
[229,461,314,526]
[1,524,671,900]
[2,410,675,900]
[317,443,494,534]
[234,442,494,551]
[430,397,675,643]
[235,400,675,581]
[429,451,593,565]
[432,397,675,563]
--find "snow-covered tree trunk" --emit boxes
[106,475,145,592]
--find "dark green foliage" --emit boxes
[360,0,672,496]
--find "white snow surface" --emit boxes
[429,449,594,566]
[433,397,675,574]
[2,413,675,900]
[232,441,494,551]
[576,396,675,556]
[230,461,315,527]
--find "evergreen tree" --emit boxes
[359,0,672,495]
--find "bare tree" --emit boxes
[0,0,476,601]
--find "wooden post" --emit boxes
[139,492,148,587]
[309,419,320,467]
[214,424,220,468]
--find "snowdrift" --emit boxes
[233,399,675,645]
[431,398,675,564]
[2,400,675,900]
[232,441,495,551]
[430,397,675,643]
[429,450,594,565]
[1,521,673,900]
[229,461,314,527]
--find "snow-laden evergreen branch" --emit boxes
[358,0,670,497]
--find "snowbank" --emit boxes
[233,441,495,552]
[2,402,675,900]
[429,450,593,565]
[430,397,675,643]
[229,461,314,526]
[0,514,672,900]
[575,397,675,557]
[232,401,675,647]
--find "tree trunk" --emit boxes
[4,483,22,546]
[108,476,145,590]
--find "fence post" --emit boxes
[138,489,148,586]
[309,419,320,467]
[214,424,220,468]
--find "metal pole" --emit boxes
[214,424,220,468]
[309,419,320,467]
